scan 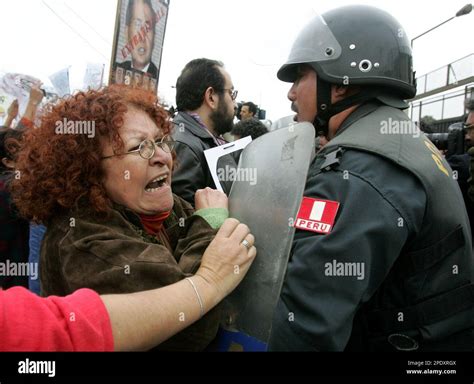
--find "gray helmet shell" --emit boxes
[278,5,416,99]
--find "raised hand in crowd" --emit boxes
[22,84,44,126]
[3,99,19,128]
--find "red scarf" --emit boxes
[139,211,172,236]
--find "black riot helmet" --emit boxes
[278,5,417,136]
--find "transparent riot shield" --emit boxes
[216,122,315,351]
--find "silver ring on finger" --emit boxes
[241,239,251,251]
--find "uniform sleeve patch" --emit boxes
[294,197,340,234]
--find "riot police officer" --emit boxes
[269,5,474,351]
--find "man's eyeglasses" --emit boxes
[221,88,238,101]
[463,123,474,131]
[101,135,176,160]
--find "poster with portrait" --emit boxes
[109,0,170,94]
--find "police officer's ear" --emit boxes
[332,85,361,103]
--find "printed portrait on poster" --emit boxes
[109,0,170,93]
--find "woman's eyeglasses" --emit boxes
[102,135,176,160]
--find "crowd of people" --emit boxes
[1,4,473,352]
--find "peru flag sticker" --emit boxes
[294,197,340,234]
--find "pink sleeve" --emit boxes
[0,287,114,351]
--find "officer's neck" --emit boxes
[327,105,360,140]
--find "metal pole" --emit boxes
[441,95,445,120]
[411,16,455,47]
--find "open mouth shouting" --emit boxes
[145,173,169,193]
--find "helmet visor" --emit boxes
[277,15,342,82]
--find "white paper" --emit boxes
[49,68,70,97]
[0,73,42,116]
[0,93,16,126]
[204,136,252,192]
[83,63,104,90]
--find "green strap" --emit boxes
[194,208,229,229]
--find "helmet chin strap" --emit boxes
[313,77,332,137]
[312,78,380,137]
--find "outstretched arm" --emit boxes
[101,218,256,351]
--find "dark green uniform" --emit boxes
[269,101,474,351]
[468,147,474,202]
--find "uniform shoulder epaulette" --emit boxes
[320,147,344,171]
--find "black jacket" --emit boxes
[447,153,474,240]
[172,112,236,205]
[269,101,474,351]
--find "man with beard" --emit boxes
[172,58,238,205]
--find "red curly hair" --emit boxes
[12,85,173,223]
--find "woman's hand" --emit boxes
[196,218,256,300]
[194,187,228,210]
[7,99,19,119]
[4,99,19,128]
[29,84,44,106]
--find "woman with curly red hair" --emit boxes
[12,85,256,351]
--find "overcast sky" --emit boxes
[1,0,473,121]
